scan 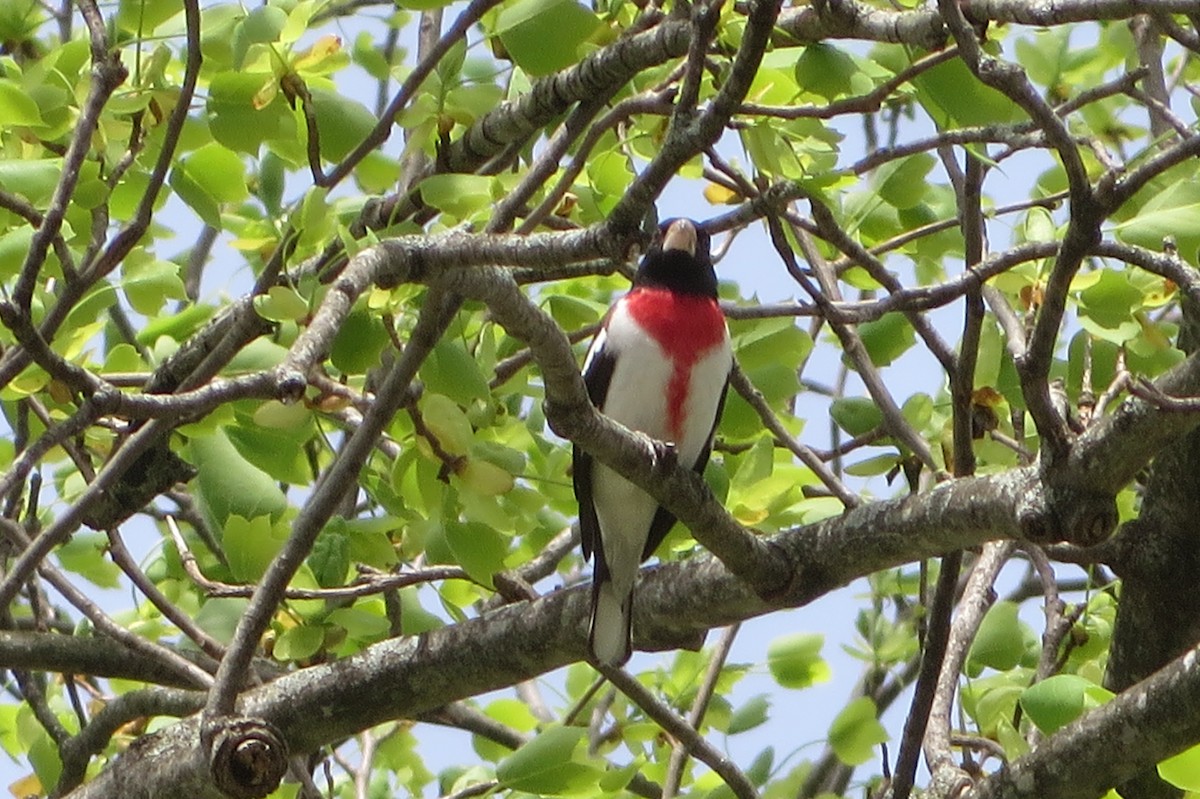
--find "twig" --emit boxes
[516,92,676,235]
[204,289,463,720]
[107,527,226,661]
[321,0,506,187]
[56,687,203,796]
[729,365,860,507]
[663,624,741,799]
[741,47,958,120]
[1129,378,1200,412]
[768,212,945,477]
[1094,349,1131,419]
[168,516,475,604]
[0,516,214,690]
[923,542,1016,793]
[598,663,759,799]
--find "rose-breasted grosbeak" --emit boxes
[573,218,732,666]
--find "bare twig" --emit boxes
[599,663,759,799]
[663,624,741,799]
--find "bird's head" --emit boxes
[634,218,718,297]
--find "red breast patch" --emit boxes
[623,288,727,439]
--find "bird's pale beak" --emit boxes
[662,219,697,256]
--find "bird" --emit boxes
[573,217,732,666]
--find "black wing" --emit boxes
[640,373,730,561]
[573,333,617,563]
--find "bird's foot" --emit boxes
[649,438,678,470]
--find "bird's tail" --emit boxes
[589,578,633,667]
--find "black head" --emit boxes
[632,218,718,298]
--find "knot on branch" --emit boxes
[275,369,308,404]
[208,717,289,799]
[1018,485,1118,547]
[89,385,123,415]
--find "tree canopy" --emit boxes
[1,0,1200,797]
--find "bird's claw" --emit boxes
[649,439,678,470]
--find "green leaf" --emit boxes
[252,400,312,430]
[794,44,856,101]
[226,338,290,374]
[330,308,390,374]
[0,159,62,205]
[224,420,312,485]
[547,294,604,331]
[327,516,400,569]
[122,256,187,315]
[912,57,1024,128]
[858,313,915,367]
[103,343,145,374]
[587,149,633,201]
[445,83,505,126]
[169,163,221,228]
[1114,178,1200,260]
[306,89,376,163]
[0,0,44,42]
[597,760,641,793]
[274,625,325,661]
[485,698,540,733]
[1019,674,1099,734]
[421,337,490,404]
[241,5,287,43]
[828,696,888,766]
[875,153,936,211]
[257,151,286,215]
[844,453,899,477]
[1022,206,1058,243]
[116,0,184,32]
[207,71,295,155]
[136,303,215,345]
[419,393,474,456]
[355,151,402,194]
[960,673,1025,735]
[728,695,770,735]
[254,283,309,321]
[326,606,391,641]
[170,143,252,227]
[1159,742,1200,792]
[730,436,774,489]
[309,531,350,588]
[186,427,288,525]
[497,726,602,794]
[193,598,251,644]
[901,392,934,431]
[0,226,34,280]
[56,532,121,588]
[495,0,600,76]
[0,79,44,127]
[829,397,883,437]
[966,601,1026,674]
[767,632,831,689]
[397,0,454,11]
[224,514,288,582]
[445,521,507,584]
[27,726,62,795]
[456,458,515,497]
[746,746,775,786]
[397,587,444,635]
[418,174,494,219]
[734,318,813,373]
[1077,269,1142,328]
[184,143,250,204]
